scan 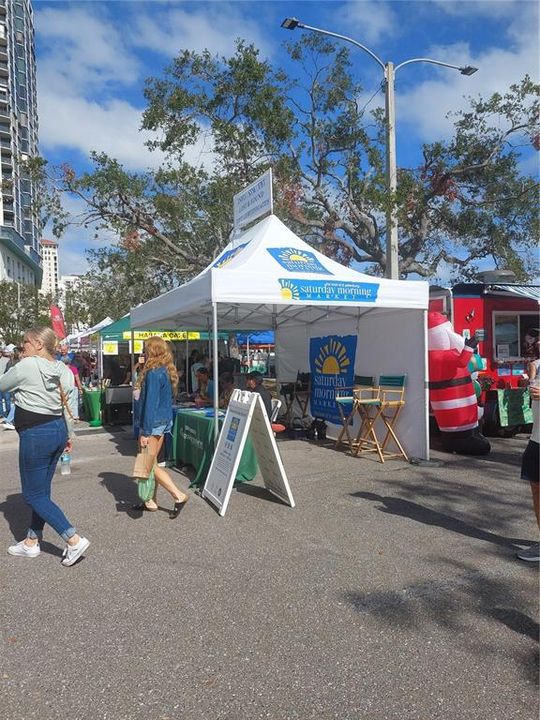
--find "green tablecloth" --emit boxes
[488,388,533,427]
[172,409,258,487]
[82,389,103,427]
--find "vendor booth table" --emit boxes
[483,387,533,436]
[172,408,258,487]
[103,385,132,425]
[82,388,104,427]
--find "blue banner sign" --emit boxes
[267,247,332,275]
[279,278,379,303]
[213,243,249,268]
[309,334,357,424]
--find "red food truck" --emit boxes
[429,270,539,435]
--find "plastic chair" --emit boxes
[334,376,376,451]
[270,398,286,435]
[280,372,311,426]
[270,398,282,423]
[353,375,408,463]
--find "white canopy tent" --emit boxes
[65,316,114,345]
[131,215,430,459]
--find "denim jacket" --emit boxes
[137,367,173,436]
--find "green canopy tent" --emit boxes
[97,314,228,388]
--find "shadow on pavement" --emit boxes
[343,557,539,684]
[235,482,288,505]
[352,491,532,548]
[0,492,66,557]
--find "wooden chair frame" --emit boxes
[353,376,408,463]
[335,377,376,452]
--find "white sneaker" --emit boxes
[3,423,15,430]
[516,542,540,562]
[7,540,40,557]
[61,536,90,566]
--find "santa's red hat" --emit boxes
[428,312,449,330]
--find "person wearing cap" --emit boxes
[245,371,272,419]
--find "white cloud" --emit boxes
[331,1,397,45]
[39,92,166,171]
[396,4,538,145]
[36,5,139,96]
[129,4,273,58]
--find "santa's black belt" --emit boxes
[429,376,472,390]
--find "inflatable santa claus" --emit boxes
[428,312,490,455]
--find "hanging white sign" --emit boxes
[233,169,273,230]
[203,389,294,516]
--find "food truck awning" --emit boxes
[490,284,540,302]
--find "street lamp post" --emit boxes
[281,17,478,280]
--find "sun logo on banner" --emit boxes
[213,243,248,269]
[314,338,351,375]
[278,249,310,265]
[267,247,332,274]
[279,279,300,300]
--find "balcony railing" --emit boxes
[0,224,25,251]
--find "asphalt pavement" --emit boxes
[1,423,538,720]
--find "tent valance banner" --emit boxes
[122,331,201,341]
[310,335,357,424]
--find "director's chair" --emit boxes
[353,375,408,463]
[334,376,376,452]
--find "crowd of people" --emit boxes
[0,325,537,565]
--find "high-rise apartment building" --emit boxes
[39,237,58,295]
[0,0,41,286]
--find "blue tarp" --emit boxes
[237,331,275,345]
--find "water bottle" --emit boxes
[60,453,71,476]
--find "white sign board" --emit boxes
[233,169,273,230]
[203,389,294,516]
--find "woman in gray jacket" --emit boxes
[0,326,90,566]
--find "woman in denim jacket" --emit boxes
[135,336,188,518]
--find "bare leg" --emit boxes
[147,435,187,504]
[530,482,539,528]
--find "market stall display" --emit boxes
[131,213,430,461]
[82,388,104,427]
[172,408,258,486]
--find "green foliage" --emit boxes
[0,282,52,344]
[31,40,539,289]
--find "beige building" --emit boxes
[39,238,59,296]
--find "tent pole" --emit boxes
[130,328,135,387]
[185,337,189,394]
[212,302,220,442]
[98,336,103,382]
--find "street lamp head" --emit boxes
[281,17,300,30]
[459,65,478,76]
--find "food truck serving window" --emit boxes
[492,312,540,360]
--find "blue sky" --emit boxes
[33,0,539,277]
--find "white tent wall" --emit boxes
[276,308,429,460]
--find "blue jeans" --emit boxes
[18,418,76,541]
[0,390,11,416]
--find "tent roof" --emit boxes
[131,215,428,331]
[99,314,130,338]
[67,316,114,342]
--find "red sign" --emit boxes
[50,305,67,339]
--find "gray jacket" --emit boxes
[0,356,75,437]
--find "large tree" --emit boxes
[35,37,539,284]
[0,282,51,344]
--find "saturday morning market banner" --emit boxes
[309,334,357,424]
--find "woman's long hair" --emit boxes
[137,336,178,393]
